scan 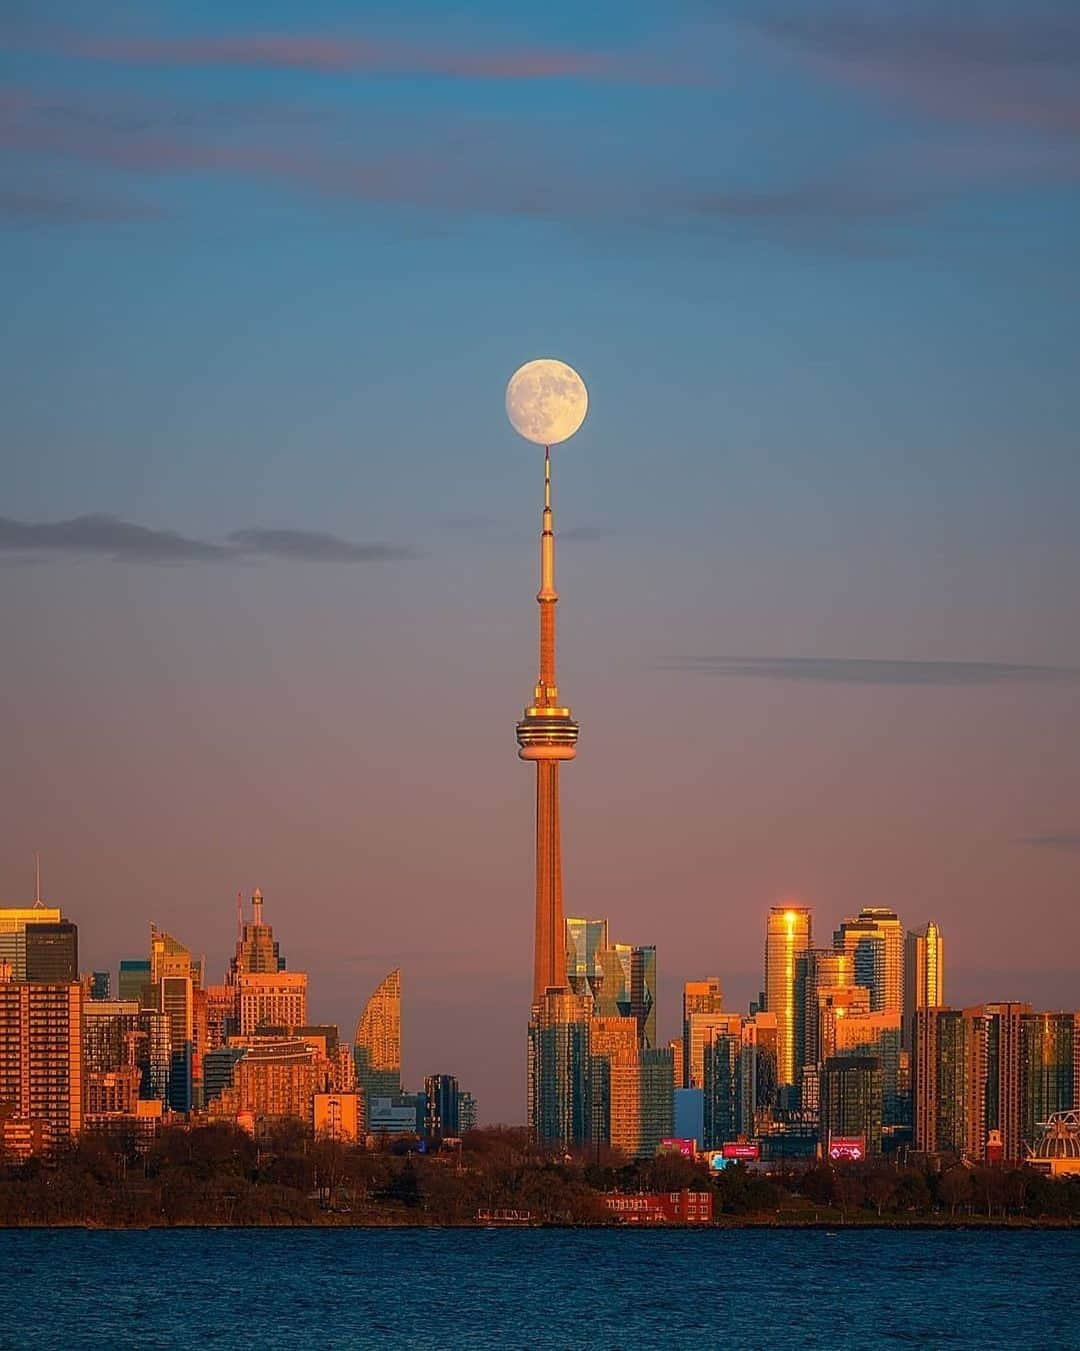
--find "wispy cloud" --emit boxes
[743,3,1080,140]
[0,515,415,564]
[1022,832,1080,852]
[228,528,418,562]
[0,185,165,225]
[70,32,615,84]
[667,656,1080,686]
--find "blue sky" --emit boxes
[2,1,1079,1120]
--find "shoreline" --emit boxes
[3,1217,1078,1232]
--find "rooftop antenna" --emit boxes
[33,851,43,908]
[236,890,244,943]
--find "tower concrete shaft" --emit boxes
[517,448,579,1004]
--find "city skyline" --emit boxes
[4,0,1080,1127]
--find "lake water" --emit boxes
[1,1228,1078,1349]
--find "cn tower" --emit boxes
[517,446,579,1003]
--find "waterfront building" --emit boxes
[821,1056,883,1156]
[915,1006,968,1156]
[903,921,944,1048]
[765,906,812,1098]
[984,1001,1032,1163]
[354,968,402,1116]
[1027,1110,1080,1177]
[833,907,904,1017]
[424,1074,460,1140]
[0,974,83,1142]
[603,1190,713,1224]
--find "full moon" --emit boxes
[505,359,588,446]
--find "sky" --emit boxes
[2,0,1079,1122]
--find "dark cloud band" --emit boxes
[667,656,1080,686]
[0,515,415,564]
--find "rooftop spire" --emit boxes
[33,851,42,908]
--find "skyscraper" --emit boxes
[424,1074,461,1141]
[834,907,904,1016]
[0,905,63,980]
[25,921,78,983]
[765,906,812,1097]
[799,949,854,1070]
[821,1056,884,1156]
[0,972,83,1141]
[518,448,579,1004]
[229,889,286,978]
[354,968,402,1115]
[682,978,724,1088]
[903,921,944,1049]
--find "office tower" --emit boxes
[821,1056,883,1156]
[566,920,656,1049]
[799,949,855,1069]
[674,1088,705,1148]
[118,958,153,1006]
[424,1074,461,1140]
[0,974,83,1141]
[834,907,904,1016]
[687,1011,742,1093]
[834,1009,906,1128]
[0,905,63,980]
[683,978,724,1089]
[903,921,944,1049]
[517,448,579,1004]
[161,974,194,1111]
[238,971,308,1036]
[528,989,592,1149]
[25,921,78,983]
[150,927,203,989]
[88,971,110,1001]
[230,889,286,979]
[817,986,872,1062]
[1021,1012,1076,1154]
[765,907,812,1096]
[354,968,402,1118]
[135,1009,171,1102]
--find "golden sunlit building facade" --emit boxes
[0,976,83,1144]
[765,906,811,1097]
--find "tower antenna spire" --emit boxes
[33,851,43,908]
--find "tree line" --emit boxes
[1,1125,1078,1226]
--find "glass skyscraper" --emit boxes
[765,906,812,1096]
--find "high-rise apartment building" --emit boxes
[83,999,142,1074]
[354,968,402,1114]
[833,1009,907,1128]
[565,919,656,1048]
[528,988,592,1149]
[765,907,812,1096]
[903,921,944,1049]
[834,908,904,1016]
[686,1011,741,1093]
[915,1006,970,1156]
[0,975,83,1141]
[1020,1011,1076,1155]
[703,1025,748,1148]
[589,1016,673,1159]
[821,1056,883,1156]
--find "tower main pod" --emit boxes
[517,448,579,1004]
